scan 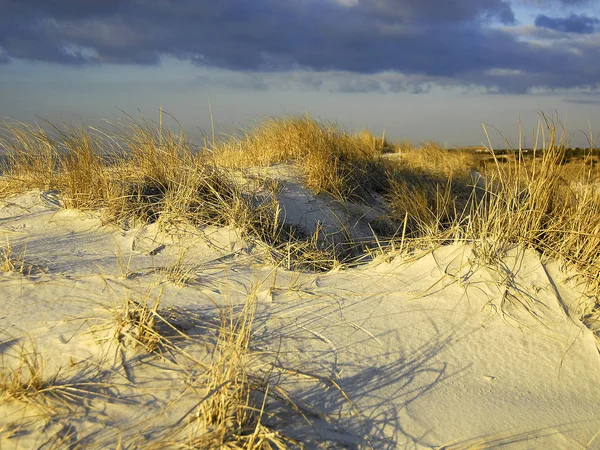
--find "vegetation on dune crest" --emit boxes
[213,115,391,201]
[1,111,600,447]
[0,116,354,272]
[1,113,600,292]
[0,119,247,227]
[212,112,600,310]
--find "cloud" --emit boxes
[0,0,599,94]
[563,98,600,104]
[535,13,600,34]
[357,0,515,24]
[188,69,436,95]
[195,72,270,91]
[562,91,600,104]
[0,0,518,67]
[558,0,592,5]
[518,0,592,6]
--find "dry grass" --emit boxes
[0,118,264,231]
[211,114,482,263]
[123,283,293,449]
[257,221,351,272]
[0,339,54,403]
[0,121,59,191]
[184,290,289,449]
[161,250,198,286]
[1,111,598,286]
[114,291,165,353]
[386,115,600,301]
[0,238,45,276]
[0,338,111,413]
[0,238,30,275]
[381,144,479,239]
[213,115,389,202]
[386,176,465,239]
[0,117,352,272]
[2,111,599,285]
[103,276,293,448]
[1,111,600,446]
[394,140,480,180]
[101,283,292,448]
[465,118,598,271]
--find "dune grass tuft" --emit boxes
[188,291,288,449]
[115,293,164,353]
[386,115,600,301]
[0,119,260,230]
[1,238,30,275]
[213,115,390,202]
[0,340,53,403]
[0,117,356,272]
[0,338,112,415]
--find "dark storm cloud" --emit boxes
[1,0,599,93]
[355,0,515,24]
[535,13,600,34]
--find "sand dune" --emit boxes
[1,183,599,449]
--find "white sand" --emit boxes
[1,185,600,449]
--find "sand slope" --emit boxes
[1,190,599,449]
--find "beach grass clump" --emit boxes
[394,140,480,180]
[0,341,53,403]
[382,143,480,239]
[0,117,357,272]
[0,121,60,192]
[213,115,390,202]
[390,115,600,301]
[461,121,567,261]
[107,281,296,448]
[111,288,192,354]
[54,123,116,211]
[355,128,395,154]
[115,294,164,353]
[386,176,461,239]
[171,290,289,449]
[160,247,197,286]
[259,222,350,272]
[0,338,107,412]
[0,119,276,233]
[0,239,31,275]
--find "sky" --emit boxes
[1,0,599,148]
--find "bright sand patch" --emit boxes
[1,190,600,449]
